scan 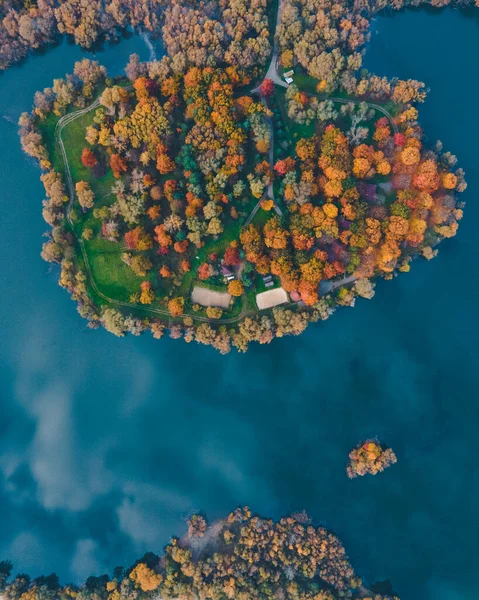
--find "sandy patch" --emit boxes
[256,288,288,310]
[192,286,231,308]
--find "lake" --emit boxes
[0,10,478,599]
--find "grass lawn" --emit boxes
[59,107,151,304]
[37,77,128,173]
[87,250,145,302]
[48,104,117,239]
[251,207,273,228]
[292,72,350,101]
[292,73,319,94]
[85,237,125,253]
[61,111,115,201]
[245,289,258,313]
[194,221,242,266]
[254,272,281,294]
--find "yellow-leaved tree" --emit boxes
[129,563,162,592]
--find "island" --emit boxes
[0,508,400,600]
[347,440,397,478]
[18,0,466,352]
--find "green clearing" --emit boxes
[193,221,242,268]
[291,73,319,94]
[291,72,351,101]
[251,207,273,228]
[87,250,145,302]
[179,219,243,300]
[254,274,281,294]
[43,109,146,306]
[61,111,115,202]
[82,235,123,254]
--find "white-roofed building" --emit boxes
[256,288,289,310]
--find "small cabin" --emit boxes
[263,275,274,288]
[221,264,235,282]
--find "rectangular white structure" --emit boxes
[256,288,289,310]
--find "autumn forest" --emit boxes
[0,0,474,596]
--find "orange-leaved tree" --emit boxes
[129,563,162,592]
[168,297,185,316]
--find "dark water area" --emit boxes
[0,11,478,599]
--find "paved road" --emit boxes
[319,274,358,296]
[249,0,286,220]
[251,0,287,94]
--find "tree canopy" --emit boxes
[0,509,401,600]
[17,0,467,353]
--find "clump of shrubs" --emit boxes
[187,513,207,537]
[347,440,397,478]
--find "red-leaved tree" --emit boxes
[81,148,97,168]
[110,154,127,178]
[224,246,241,266]
[259,78,274,98]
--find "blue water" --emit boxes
[0,10,478,599]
